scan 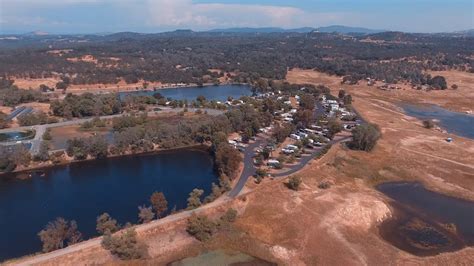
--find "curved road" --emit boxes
[228,101,361,198]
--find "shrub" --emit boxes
[287,176,302,191]
[101,228,146,260]
[423,119,435,129]
[96,213,120,235]
[255,168,267,178]
[318,181,331,189]
[348,123,381,152]
[43,129,52,141]
[186,214,217,242]
[186,188,204,210]
[220,208,238,224]
[138,205,155,224]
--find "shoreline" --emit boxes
[0,144,212,179]
[68,82,252,95]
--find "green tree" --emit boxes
[96,213,120,235]
[287,176,302,191]
[220,208,238,224]
[349,123,381,152]
[327,119,342,139]
[0,112,9,129]
[150,192,168,218]
[38,217,82,252]
[187,188,204,210]
[43,128,52,141]
[299,94,316,110]
[101,228,146,260]
[87,136,109,159]
[338,89,346,99]
[35,141,50,162]
[214,144,242,178]
[138,205,155,224]
[12,144,31,167]
[186,214,217,242]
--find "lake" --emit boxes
[0,149,218,261]
[400,104,474,139]
[377,182,474,256]
[120,84,253,102]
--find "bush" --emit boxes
[220,208,238,224]
[428,75,447,90]
[186,214,217,242]
[348,123,381,152]
[17,111,49,126]
[423,119,435,129]
[186,188,204,210]
[255,168,267,178]
[96,213,120,235]
[43,129,52,141]
[287,176,302,191]
[138,205,155,223]
[318,181,331,189]
[101,228,146,260]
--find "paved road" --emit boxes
[272,135,351,178]
[228,101,362,197]
[228,136,268,198]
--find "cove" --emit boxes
[377,182,474,256]
[0,149,218,262]
[119,84,253,102]
[400,103,474,139]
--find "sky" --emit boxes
[0,0,473,34]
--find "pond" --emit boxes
[0,130,35,143]
[400,103,474,139]
[169,249,276,266]
[120,84,253,102]
[0,149,218,261]
[377,182,474,256]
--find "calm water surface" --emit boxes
[401,104,474,139]
[377,182,474,255]
[0,149,217,261]
[120,84,253,102]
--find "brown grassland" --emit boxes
[9,69,474,265]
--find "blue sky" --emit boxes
[0,0,472,34]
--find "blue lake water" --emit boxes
[120,84,253,102]
[378,182,474,255]
[0,149,217,261]
[401,104,474,139]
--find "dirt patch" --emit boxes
[288,69,474,113]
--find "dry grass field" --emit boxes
[10,69,474,265]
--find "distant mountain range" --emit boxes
[3,26,474,39]
[207,25,386,34]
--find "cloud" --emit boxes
[143,0,342,29]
